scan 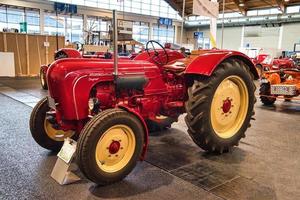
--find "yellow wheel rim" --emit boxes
[44,119,75,141]
[95,125,136,173]
[210,75,249,139]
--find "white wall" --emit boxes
[282,23,300,51]
[0,53,15,77]
[185,26,242,50]
[243,26,280,48]
[185,22,300,53]
[216,27,242,50]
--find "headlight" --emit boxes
[88,98,96,110]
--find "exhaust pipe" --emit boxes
[113,10,118,78]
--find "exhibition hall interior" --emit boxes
[1,0,300,199]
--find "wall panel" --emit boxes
[0,32,65,76]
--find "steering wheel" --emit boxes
[146,40,169,65]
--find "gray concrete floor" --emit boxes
[0,77,300,200]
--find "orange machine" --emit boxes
[259,69,300,105]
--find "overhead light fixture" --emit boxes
[284,0,289,2]
[239,3,245,7]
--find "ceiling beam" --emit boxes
[232,0,247,15]
[165,0,183,15]
[275,0,285,13]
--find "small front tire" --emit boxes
[29,97,75,151]
[76,108,144,185]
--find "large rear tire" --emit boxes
[29,97,75,151]
[259,83,276,105]
[76,108,144,185]
[185,58,256,153]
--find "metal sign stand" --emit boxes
[50,138,81,185]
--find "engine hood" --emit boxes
[46,58,160,119]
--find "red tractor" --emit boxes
[253,54,296,76]
[30,40,257,185]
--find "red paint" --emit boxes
[185,50,258,79]
[254,54,295,71]
[109,141,121,154]
[58,48,81,58]
[117,105,149,160]
[40,64,48,85]
[45,47,256,159]
[222,99,231,113]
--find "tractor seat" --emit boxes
[163,62,186,73]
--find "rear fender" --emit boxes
[117,105,149,160]
[185,51,259,79]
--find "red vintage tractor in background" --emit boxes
[30,40,257,185]
[252,54,295,77]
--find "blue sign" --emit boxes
[194,32,203,39]
[54,2,77,14]
[158,17,173,26]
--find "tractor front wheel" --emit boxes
[29,97,75,151]
[185,59,255,153]
[76,108,144,185]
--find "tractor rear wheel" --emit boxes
[185,59,255,153]
[29,97,75,151]
[40,68,48,90]
[259,83,276,105]
[76,108,144,185]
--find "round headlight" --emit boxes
[88,98,95,110]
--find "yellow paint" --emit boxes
[209,32,217,48]
[210,76,249,139]
[44,119,75,141]
[95,125,136,173]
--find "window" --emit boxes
[26,9,40,34]
[0,6,7,31]
[44,12,84,42]
[66,15,83,42]
[86,16,111,44]
[247,10,258,16]
[197,37,210,49]
[49,0,180,19]
[152,24,174,44]
[257,9,270,15]
[270,8,281,14]
[0,5,40,33]
[44,12,65,36]
[7,8,24,28]
[133,21,149,44]
[286,6,300,14]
